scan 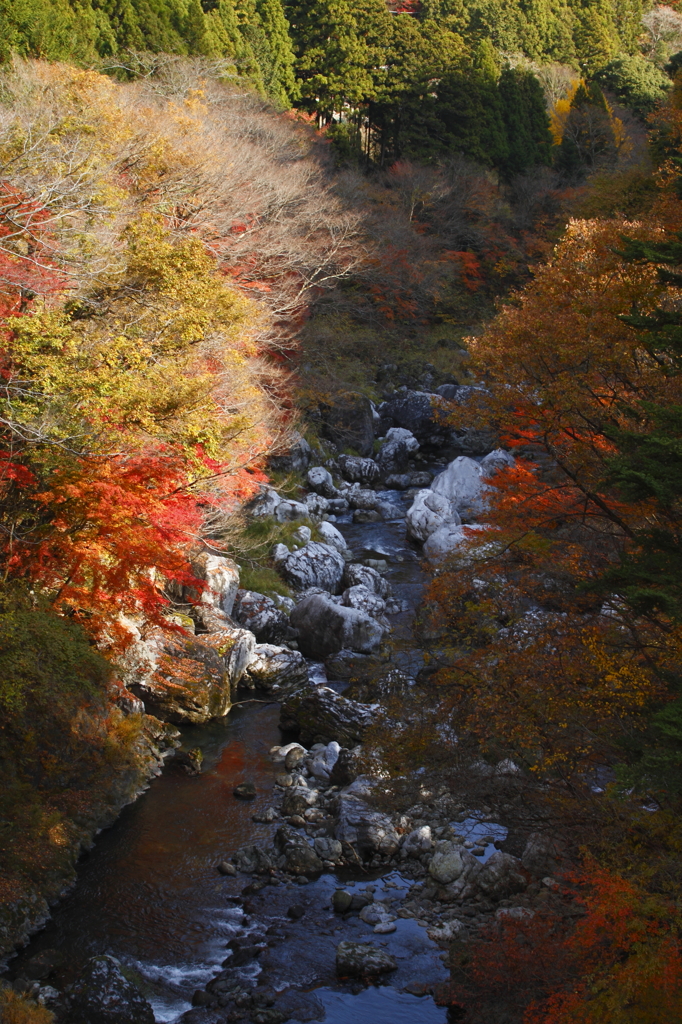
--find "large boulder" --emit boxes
[249,485,283,518]
[476,851,529,899]
[274,824,324,876]
[405,489,459,543]
[335,778,400,858]
[201,628,257,694]
[242,644,309,695]
[346,486,379,511]
[381,389,448,441]
[280,685,376,746]
[423,522,485,561]
[65,956,154,1024]
[481,448,515,475]
[268,432,312,474]
[337,455,380,486]
[307,465,337,498]
[428,842,482,888]
[232,589,289,643]
[336,942,397,978]
[376,427,420,475]
[431,456,485,516]
[185,551,240,629]
[289,593,385,658]
[280,541,346,593]
[124,628,234,724]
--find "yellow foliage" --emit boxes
[0,990,54,1024]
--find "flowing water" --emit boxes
[7,477,465,1024]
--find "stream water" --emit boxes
[8,474,468,1024]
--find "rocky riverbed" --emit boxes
[2,385,573,1024]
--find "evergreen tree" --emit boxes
[255,0,297,107]
[498,67,553,178]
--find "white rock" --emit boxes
[272,543,290,564]
[250,486,282,517]
[280,541,346,592]
[405,489,459,543]
[307,466,337,497]
[427,920,466,942]
[384,426,420,453]
[342,583,386,619]
[318,521,352,557]
[431,456,485,514]
[481,448,515,475]
[293,525,312,545]
[423,522,486,560]
[401,825,433,858]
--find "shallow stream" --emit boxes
[9,472,471,1024]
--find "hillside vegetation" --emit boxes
[1,0,682,1020]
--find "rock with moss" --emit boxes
[124,627,244,723]
[64,955,154,1024]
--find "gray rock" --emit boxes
[280,685,376,746]
[272,542,290,564]
[436,383,460,400]
[431,456,486,516]
[268,433,312,474]
[409,470,433,487]
[314,836,343,862]
[231,845,275,874]
[274,499,310,522]
[243,644,309,695]
[423,522,485,561]
[335,942,397,977]
[383,473,412,489]
[234,782,257,799]
[476,851,529,898]
[202,628,257,695]
[376,427,420,475]
[187,550,241,622]
[65,956,154,1024]
[317,521,351,558]
[250,486,283,518]
[401,826,433,858]
[338,455,381,486]
[307,466,337,497]
[282,786,319,816]
[359,903,397,927]
[342,564,390,598]
[305,493,330,518]
[274,825,324,876]
[375,500,405,521]
[289,593,385,659]
[521,833,565,878]
[346,486,379,511]
[381,389,449,441]
[233,590,289,644]
[428,842,466,884]
[328,746,360,786]
[293,525,312,545]
[336,781,400,857]
[405,489,459,543]
[310,740,341,781]
[332,889,353,913]
[342,584,386,619]
[280,542,345,593]
[481,448,515,476]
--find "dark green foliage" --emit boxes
[498,67,553,178]
[595,53,671,117]
[618,696,682,796]
[0,0,298,107]
[0,588,110,715]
